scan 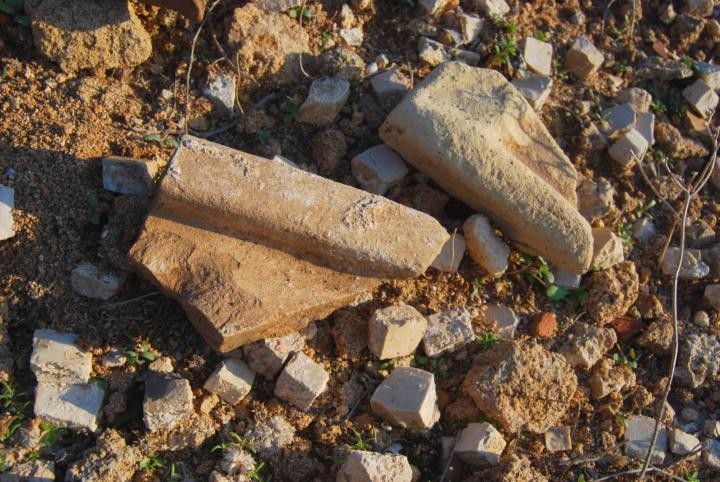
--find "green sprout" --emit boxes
[140,453,164,473]
[0,0,28,25]
[493,35,518,68]
[211,432,256,454]
[475,332,498,349]
[613,348,638,369]
[289,6,312,19]
[346,429,372,451]
[283,97,300,124]
[143,133,179,149]
[650,99,667,114]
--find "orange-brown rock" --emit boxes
[129,136,448,353]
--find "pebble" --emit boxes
[565,36,604,79]
[70,262,124,300]
[704,420,720,438]
[370,67,410,97]
[274,352,329,411]
[637,56,693,81]
[552,267,581,289]
[143,373,194,431]
[351,144,408,195]
[30,329,92,385]
[544,426,572,452]
[298,77,350,125]
[464,214,510,276]
[242,331,305,378]
[337,450,413,482]
[591,228,624,270]
[601,104,636,139]
[608,129,649,169]
[476,0,510,17]
[530,312,557,338]
[430,233,466,273]
[203,359,255,405]
[102,156,160,196]
[697,61,720,91]
[483,304,520,338]
[632,217,657,243]
[365,62,378,76]
[559,322,617,369]
[695,310,711,327]
[422,307,474,357]
[368,304,428,360]
[0,185,14,241]
[521,37,552,76]
[511,71,553,109]
[624,415,667,465]
[339,28,363,46]
[681,405,700,422]
[661,248,710,279]
[455,422,507,466]
[704,284,720,311]
[370,367,440,430]
[677,333,720,388]
[683,79,719,119]
[417,0,454,15]
[203,71,236,114]
[35,382,105,432]
[617,87,652,112]
[417,37,481,67]
[669,428,701,455]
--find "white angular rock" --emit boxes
[143,373,194,431]
[624,415,667,465]
[417,0,453,15]
[705,439,720,470]
[705,284,720,311]
[634,112,655,146]
[669,428,701,455]
[460,14,484,45]
[340,28,363,46]
[455,422,506,466]
[204,359,255,405]
[511,72,552,109]
[521,37,552,76]
[30,329,92,385]
[475,0,510,17]
[544,426,572,452]
[370,68,409,96]
[565,36,604,79]
[204,72,236,114]
[101,350,126,368]
[34,382,104,432]
[683,79,719,119]
[417,37,481,68]
[102,156,160,196]
[423,307,474,357]
[0,185,14,241]
[559,322,617,369]
[661,248,710,279]
[351,144,409,195]
[368,304,428,360]
[370,367,440,429]
[298,77,350,125]
[632,217,657,243]
[601,104,636,139]
[608,129,649,168]
[697,62,720,91]
[591,227,624,270]
[553,266,581,289]
[464,215,510,276]
[70,263,123,300]
[337,450,413,482]
[431,234,466,273]
[483,304,519,338]
[274,352,329,411]
[243,332,305,378]
[617,87,652,112]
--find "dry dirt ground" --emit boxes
[0,0,719,481]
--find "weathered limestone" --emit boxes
[617,87,652,112]
[559,322,617,369]
[683,79,719,118]
[624,415,667,464]
[669,428,701,455]
[545,426,572,452]
[368,304,427,360]
[476,0,509,17]
[431,234,466,272]
[565,36,604,80]
[351,145,409,195]
[417,37,481,68]
[521,37,552,76]
[274,352,329,410]
[370,367,440,429]
[70,263,123,300]
[635,112,655,145]
[418,0,454,15]
[455,422,506,466]
[601,104,636,139]
[608,129,649,168]
[204,72,236,114]
[511,72,553,109]
[143,373,194,431]
[102,156,161,196]
[203,359,255,405]
[0,185,14,241]
[483,304,520,338]
[34,382,104,432]
[129,137,448,352]
[242,332,305,378]
[30,329,92,385]
[380,62,592,274]
[337,451,413,482]
[423,307,474,357]
[591,227,624,270]
[661,248,710,279]
[464,215,510,276]
[298,77,350,125]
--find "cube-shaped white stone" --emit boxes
[634,112,655,145]
[143,374,194,432]
[697,62,720,91]
[274,352,329,411]
[351,144,409,195]
[370,367,440,429]
[204,359,255,405]
[203,71,236,114]
[683,79,719,119]
[601,104,636,139]
[476,0,510,17]
[0,184,14,241]
[298,77,350,126]
[482,304,519,338]
[608,129,649,168]
[624,415,667,465]
[423,307,474,357]
[431,233,466,273]
[102,156,161,196]
[522,37,552,76]
[30,329,92,385]
[70,263,123,300]
[512,72,553,109]
[242,332,305,378]
[369,304,428,360]
[565,36,604,80]
[35,382,104,432]
[455,422,506,466]
[460,14,484,45]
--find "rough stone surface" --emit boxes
[318,48,365,82]
[339,28,363,47]
[521,37,552,76]
[274,352,329,411]
[226,4,310,86]
[370,367,440,429]
[298,77,350,125]
[661,247,710,279]
[464,215,510,276]
[336,450,413,482]
[203,72,236,114]
[370,68,410,99]
[706,284,720,311]
[380,62,592,274]
[608,129,649,168]
[591,227,625,270]
[254,0,302,11]
[565,36,604,79]
[476,0,509,17]
[601,104,636,139]
[483,304,520,338]
[511,71,553,109]
[489,454,549,482]
[70,263,123,301]
[423,307,474,357]
[65,429,142,482]
[30,329,91,385]
[30,0,152,72]
[463,340,578,433]
[669,428,701,455]
[637,319,673,355]
[351,144,409,195]
[583,261,639,325]
[705,439,720,470]
[204,359,255,405]
[677,333,720,388]
[128,137,447,352]
[545,426,572,452]
[632,217,657,243]
[0,460,55,482]
[34,382,104,432]
[460,14,484,44]
[559,322,616,369]
[369,304,427,360]
[102,157,160,197]
[589,357,636,399]
[455,422,506,466]
[637,56,693,81]
[417,37,481,68]
[247,415,295,457]
[577,178,614,222]
[624,415,667,464]
[143,373,194,431]
[0,185,14,241]
[617,87,652,112]
[431,233,466,272]
[243,332,305,378]
[683,79,719,118]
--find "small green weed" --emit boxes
[144,133,179,149]
[283,97,300,124]
[491,15,517,34]
[614,413,628,429]
[613,63,629,75]
[492,35,518,68]
[475,332,498,349]
[88,194,102,226]
[686,471,700,482]
[533,31,546,41]
[248,460,269,482]
[39,422,69,448]
[288,6,312,19]
[613,348,638,369]
[650,99,667,114]
[346,429,372,451]
[211,432,256,454]
[0,0,28,25]
[140,453,164,473]
[124,340,155,365]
